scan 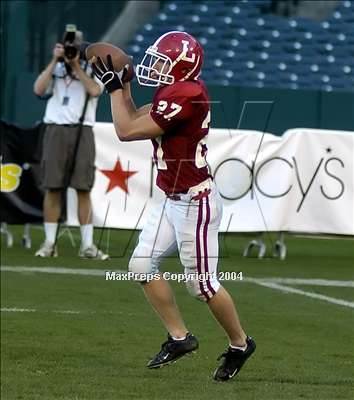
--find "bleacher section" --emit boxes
[127,0,354,91]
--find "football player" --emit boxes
[92,31,255,381]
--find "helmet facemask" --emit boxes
[136,47,175,87]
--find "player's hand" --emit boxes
[92,55,126,94]
[53,43,64,61]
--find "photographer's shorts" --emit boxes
[41,124,95,191]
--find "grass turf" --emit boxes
[1,225,354,399]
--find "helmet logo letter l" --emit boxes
[181,40,196,63]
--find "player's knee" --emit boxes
[185,279,206,301]
[128,246,160,281]
[185,274,220,302]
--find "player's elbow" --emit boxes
[115,124,139,141]
[116,130,131,142]
[119,134,136,142]
[118,134,130,142]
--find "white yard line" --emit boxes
[2,265,354,310]
[1,265,110,276]
[2,266,354,287]
[244,277,354,287]
[252,280,354,309]
[1,307,36,313]
[1,307,136,316]
[294,234,354,241]
[1,307,81,314]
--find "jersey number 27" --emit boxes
[155,110,210,170]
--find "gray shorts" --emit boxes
[41,124,95,191]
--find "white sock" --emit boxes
[172,335,187,341]
[230,343,247,351]
[80,224,93,248]
[44,223,58,245]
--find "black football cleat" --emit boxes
[147,332,199,369]
[213,336,256,382]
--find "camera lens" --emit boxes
[64,45,78,60]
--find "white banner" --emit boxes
[67,124,354,235]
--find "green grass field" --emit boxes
[1,226,354,400]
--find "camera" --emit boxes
[59,24,87,61]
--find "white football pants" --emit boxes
[128,181,223,301]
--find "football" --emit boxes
[85,42,134,82]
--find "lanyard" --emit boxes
[64,75,74,91]
[62,75,74,105]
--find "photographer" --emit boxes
[34,27,108,260]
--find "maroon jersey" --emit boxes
[150,80,211,194]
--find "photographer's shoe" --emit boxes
[147,333,199,369]
[35,242,58,257]
[213,336,256,382]
[79,244,109,260]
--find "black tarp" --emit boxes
[0,120,44,223]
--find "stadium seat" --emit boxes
[127,0,354,91]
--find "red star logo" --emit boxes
[100,160,137,194]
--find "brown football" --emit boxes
[85,42,134,82]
